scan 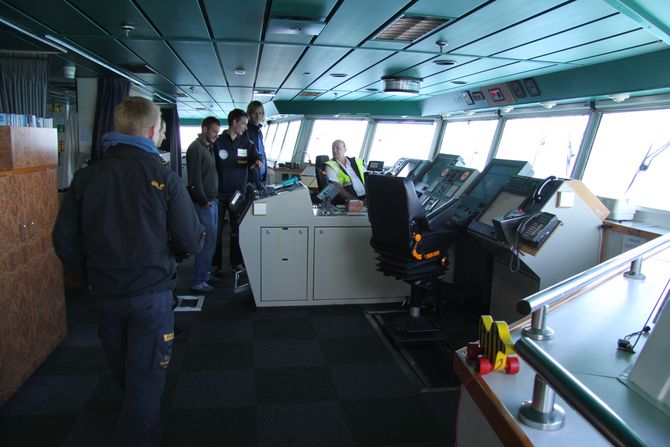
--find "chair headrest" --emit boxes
[315,155,330,166]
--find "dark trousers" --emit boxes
[213,193,243,269]
[96,290,174,447]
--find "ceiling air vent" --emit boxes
[373,15,451,43]
[298,91,321,97]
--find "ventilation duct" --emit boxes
[382,76,422,96]
[373,15,451,42]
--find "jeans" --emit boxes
[191,201,218,286]
[96,290,174,447]
[214,193,244,269]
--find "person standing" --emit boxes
[186,116,221,292]
[245,100,266,185]
[53,96,205,447]
[213,108,261,272]
[325,139,367,201]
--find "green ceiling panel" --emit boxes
[171,41,224,86]
[405,0,487,19]
[282,47,350,89]
[496,15,640,61]
[456,1,618,57]
[309,48,395,90]
[68,0,159,38]
[204,86,233,103]
[228,87,253,106]
[205,0,264,40]
[314,0,409,46]
[571,41,667,66]
[136,0,210,39]
[270,0,337,19]
[535,29,657,63]
[408,0,569,53]
[3,0,103,35]
[255,44,305,88]
[123,39,198,85]
[218,43,259,88]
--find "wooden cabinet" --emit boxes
[0,127,65,406]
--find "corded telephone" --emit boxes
[517,212,559,246]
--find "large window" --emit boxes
[582,108,670,211]
[496,115,588,179]
[368,121,437,165]
[305,119,368,161]
[266,121,288,161]
[278,120,302,162]
[440,119,497,170]
[179,126,200,151]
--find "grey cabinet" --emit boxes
[260,227,308,301]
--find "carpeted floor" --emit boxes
[0,261,474,446]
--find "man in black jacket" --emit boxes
[53,96,204,447]
[213,108,261,272]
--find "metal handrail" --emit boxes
[515,338,648,447]
[517,231,670,316]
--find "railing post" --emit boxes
[522,305,555,340]
[518,374,566,431]
[623,257,646,280]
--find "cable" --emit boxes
[509,213,541,273]
[617,275,670,353]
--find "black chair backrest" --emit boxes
[366,174,427,255]
[314,155,330,192]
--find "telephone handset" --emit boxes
[517,212,558,246]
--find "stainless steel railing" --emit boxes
[517,231,670,340]
[515,338,648,447]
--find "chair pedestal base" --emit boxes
[373,309,446,348]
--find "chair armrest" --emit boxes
[411,230,455,259]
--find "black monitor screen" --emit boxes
[477,191,526,226]
[317,182,340,202]
[367,160,384,172]
[419,156,454,189]
[468,163,526,203]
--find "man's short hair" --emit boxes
[332,139,346,150]
[247,101,264,115]
[201,116,221,130]
[114,96,160,136]
[228,108,248,124]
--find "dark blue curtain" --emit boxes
[0,52,48,116]
[161,107,182,176]
[91,77,130,162]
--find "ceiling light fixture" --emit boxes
[609,93,630,103]
[540,101,557,109]
[121,24,135,38]
[464,110,476,116]
[382,76,422,96]
[234,67,246,75]
[451,80,467,85]
[253,90,275,97]
[44,35,145,85]
[433,59,456,66]
[267,17,326,36]
[0,18,67,53]
[500,106,514,113]
[330,73,348,78]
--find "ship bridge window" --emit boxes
[440,119,497,170]
[306,119,368,162]
[582,108,670,212]
[496,115,588,179]
[266,119,302,163]
[368,121,437,166]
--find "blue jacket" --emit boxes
[245,122,266,183]
[214,131,261,194]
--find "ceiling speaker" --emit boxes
[381,76,422,96]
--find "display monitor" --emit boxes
[477,191,527,226]
[417,156,455,190]
[467,160,533,203]
[317,182,340,202]
[367,160,385,172]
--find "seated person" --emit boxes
[324,139,366,201]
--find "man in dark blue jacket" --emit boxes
[53,96,204,447]
[245,100,266,184]
[213,108,261,272]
